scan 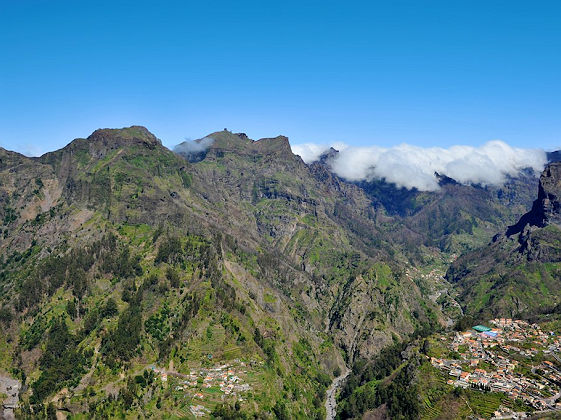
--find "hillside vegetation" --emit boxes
[0,126,556,419]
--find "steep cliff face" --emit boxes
[447,162,561,318]
[507,162,561,235]
[539,163,561,223]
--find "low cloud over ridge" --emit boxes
[292,140,547,191]
[173,136,214,156]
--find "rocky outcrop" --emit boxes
[507,162,561,236]
[537,163,561,225]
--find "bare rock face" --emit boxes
[537,163,561,226]
[507,162,561,235]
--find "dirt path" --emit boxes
[325,367,350,420]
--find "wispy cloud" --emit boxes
[173,137,214,157]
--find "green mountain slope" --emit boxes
[0,127,443,418]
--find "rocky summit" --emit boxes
[507,161,561,235]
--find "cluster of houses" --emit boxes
[153,361,252,402]
[430,319,561,411]
[186,364,251,396]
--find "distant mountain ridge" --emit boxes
[312,147,542,256]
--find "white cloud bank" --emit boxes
[292,140,547,191]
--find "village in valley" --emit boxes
[429,318,561,418]
[150,359,258,417]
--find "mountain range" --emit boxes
[0,126,559,419]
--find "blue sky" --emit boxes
[0,0,559,155]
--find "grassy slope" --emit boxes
[448,225,561,319]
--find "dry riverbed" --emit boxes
[0,374,21,420]
[325,367,350,420]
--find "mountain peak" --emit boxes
[506,162,561,235]
[184,130,294,159]
[87,126,161,147]
[252,135,292,154]
[536,162,561,225]
[318,147,339,164]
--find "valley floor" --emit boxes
[325,367,350,420]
